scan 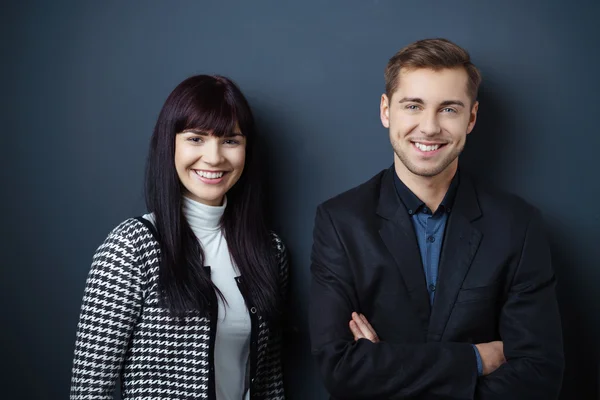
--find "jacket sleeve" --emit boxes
[275,233,290,302]
[70,226,144,399]
[309,205,479,400]
[259,234,289,400]
[475,210,564,400]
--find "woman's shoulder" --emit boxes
[106,217,155,240]
[97,216,159,257]
[89,216,160,273]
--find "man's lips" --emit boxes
[412,141,448,155]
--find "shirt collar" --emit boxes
[393,169,460,215]
[182,195,227,232]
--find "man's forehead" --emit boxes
[393,67,470,100]
[399,66,468,77]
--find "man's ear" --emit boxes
[467,100,479,134]
[380,94,390,128]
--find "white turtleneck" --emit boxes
[143,196,251,400]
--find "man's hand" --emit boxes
[475,341,506,375]
[349,312,380,343]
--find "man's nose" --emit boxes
[419,111,441,136]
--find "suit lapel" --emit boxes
[427,172,482,341]
[377,167,431,329]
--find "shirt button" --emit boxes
[427,236,435,243]
[408,209,414,215]
[429,284,436,292]
[250,307,257,314]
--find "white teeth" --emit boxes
[415,143,440,152]
[196,170,224,179]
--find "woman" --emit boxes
[70,75,288,400]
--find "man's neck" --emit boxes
[394,159,458,213]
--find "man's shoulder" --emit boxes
[318,168,388,217]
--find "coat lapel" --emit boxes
[377,167,431,329]
[427,172,482,341]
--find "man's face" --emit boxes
[380,67,478,179]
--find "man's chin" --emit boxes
[406,161,456,179]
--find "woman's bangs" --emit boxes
[183,96,240,137]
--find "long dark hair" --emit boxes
[145,75,280,318]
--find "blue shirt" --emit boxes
[393,171,483,376]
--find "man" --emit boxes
[309,38,564,399]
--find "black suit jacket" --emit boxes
[309,167,564,400]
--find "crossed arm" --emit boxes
[310,205,481,399]
[349,312,505,377]
[310,205,564,399]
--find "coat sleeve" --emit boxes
[475,210,564,400]
[309,204,479,400]
[253,233,289,400]
[275,236,289,400]
[70,224,144,399]
[275,233,289,302]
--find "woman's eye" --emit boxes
[224,139,240,145]
[188,137,203,143]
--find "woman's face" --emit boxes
[174,127,246,206]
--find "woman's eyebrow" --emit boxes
[182,129,210,136]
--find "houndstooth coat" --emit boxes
[70,217,288,399]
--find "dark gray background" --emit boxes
[2,1,599,399]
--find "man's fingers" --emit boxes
[357,313,378,340]
[352,312,378,342]
[349,320,363,341]
[351,313,371,339]
[359,314,378,338]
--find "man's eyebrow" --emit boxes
[398,97,424,104]
[397,98,466,108]
[439,100,465,107]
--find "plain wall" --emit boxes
[1,1,599,398]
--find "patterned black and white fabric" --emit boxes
[70,218,288,399]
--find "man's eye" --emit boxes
[441,108,457,113]
[406,104,420,110]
